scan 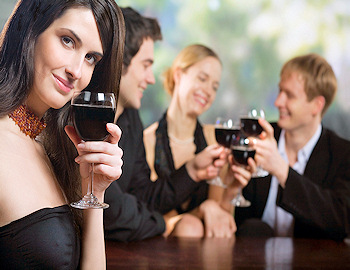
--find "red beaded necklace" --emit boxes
[8,104,47,139]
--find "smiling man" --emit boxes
[235,53,350,241]
[103,7,227,242]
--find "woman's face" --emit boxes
[175,56,222,117]
[27,7,103,117]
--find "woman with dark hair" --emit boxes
[0,0,124,268]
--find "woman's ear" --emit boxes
[173,67,182,84]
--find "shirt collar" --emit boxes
[278,124,322,166]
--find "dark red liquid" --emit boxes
[240,118,263,137]
[232,146,256,165]
[72,104,115,141]
[215,127,240,148]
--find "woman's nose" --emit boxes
[204,82,215,96]
[65,56,84,80]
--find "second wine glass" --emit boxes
[208,117,240,188]
[70,91,116,209]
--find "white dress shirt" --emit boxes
[261,124,322,236]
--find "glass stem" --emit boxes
[237,188,242,200]
[89,163,94,196]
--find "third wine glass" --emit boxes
[230,130,254,207]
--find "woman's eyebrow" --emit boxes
[64,28,103,57]
[64,28,82,44]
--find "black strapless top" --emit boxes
[0,205,80,269]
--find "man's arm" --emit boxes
[278,130,350,240]
[104,182,165,242]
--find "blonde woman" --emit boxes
[144,44,255,237]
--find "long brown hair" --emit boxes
[0,0,125,227]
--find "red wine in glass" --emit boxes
[232,146,256,166]
[240,118,263,137]
[72,105,115,141]
[215,127,240,148]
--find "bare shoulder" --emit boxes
[143,122,159,180]
[0,117,65,226]
[143,122,159,146]
[0,126,34,224]
[203,124,216,145]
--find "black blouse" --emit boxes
[154,111,209,213]
[0,205,80,269]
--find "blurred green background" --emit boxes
[2,0,350,139]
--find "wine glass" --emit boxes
[214,117,237,148]
[230,130,254,207]
[70,91,116,209]
[240,109,269,178]
[207,117,239,188]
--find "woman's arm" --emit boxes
[66,123,123,269]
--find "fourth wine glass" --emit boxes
[240,109,269,178]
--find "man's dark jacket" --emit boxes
[104,109,201,242]
[235,123,350,241]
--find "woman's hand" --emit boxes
[226,155,256,189]
[220,155,256,211]
[65,123,123,197]
[186,144,228,182]
[200,200,236,238]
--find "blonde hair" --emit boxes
[281,53,337,115]
[162,44,221,96]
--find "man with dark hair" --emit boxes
[103,7,226,242]
[235,53,350,241]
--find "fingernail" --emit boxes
[75,157,80,163]
[77,143,85,149]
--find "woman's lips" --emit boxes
[54,75,74,93]
[194,93,207,106]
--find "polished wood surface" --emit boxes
[106,236,350,269]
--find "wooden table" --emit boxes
[106,236,350,269]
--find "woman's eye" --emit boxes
[62,36,74,48]
[198,76,206,82]
[86,54,97,65]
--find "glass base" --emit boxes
[231,196,251,207]
[71,194,109,209]
[207,176,227,188]
[251,166,269,178]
